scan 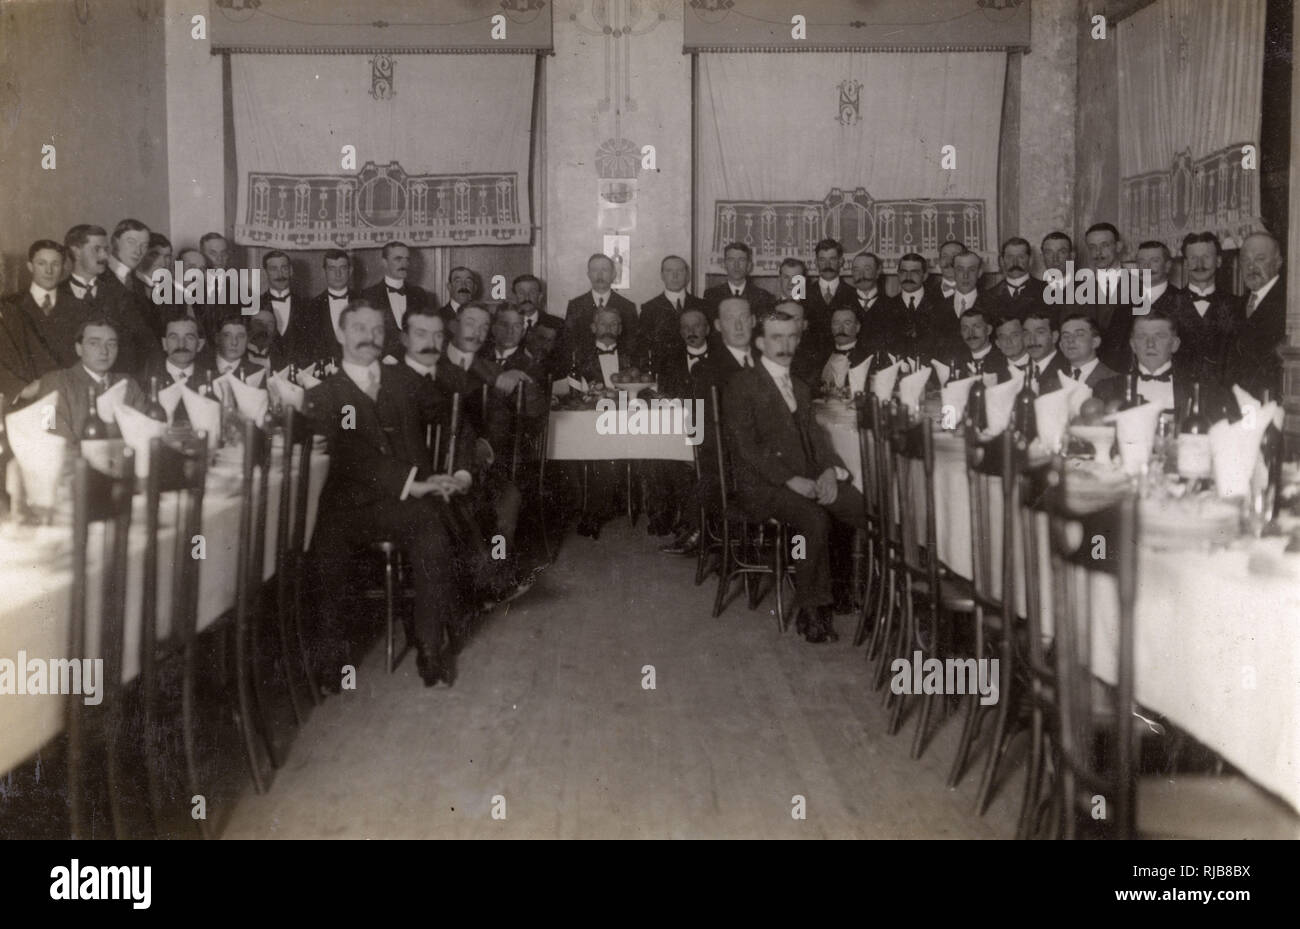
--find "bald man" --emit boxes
[1224,232,1285,398]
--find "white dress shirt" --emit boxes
[1071,356,1101,383]
[494,345,519,365]
[1247,275,1279,317]
[384,276,407,328]
[901,289,924,311]
[855,287,878,309]
[165,361,195,384]
[29,282,56,311]
[591,289,612,310]
[1004,274,1030,293]
[268,289,292,335]
[724,343,753,369]
[953,289,977,316]
[663,289,687,312]
[216,356,244,378]
[762,355,798,412]
[107,255,132,285]
[327,290,349,337]
[820,277,840,302]
[595,340,620,387]
[444,342,474,371]
[1136,361,1175,409]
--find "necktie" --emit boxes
[1138,370,1172,383]
[596,347,618,356]
[75,278,96,300]
[41,293,52,310]
[742,354,752,369]
[1030,363,1040,381]
[1071,367,1082,381]
[687,352,705,371]
[329,291,348,300]
[776,372,797,412]
[823,285,833,303]
[364,368,380,400]
[595,297,605,310]
[833,348,851,356]
[675,298,683,312]
[496,354,510,364]
[907,296,917,311]
[1244,293,1259,318]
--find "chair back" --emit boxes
[1041,457,1139,839]
[444,392,462,474]
[509,381,525,482]
[963,425,1015,656]
[709,384,733,509]
[68,444,135,839]
[274,407,314,722]
[889,405,940,652]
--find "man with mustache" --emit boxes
[142,314,214,425]
[304,249,359,367]
[926,240,966,302]
[933,250,988,362]
[254,250,317,369]
[953,308,1009,381]
[564,253,639,356]
[361,240,433,360]
[304,299,466,688]
[1171,231,1238,385]
[439,266,481,330]
[819,306,873,393]
[723,308,866,643]
[984,236,1047,322]
[1022,310,1070,394]
[1224,232,1284,399]
[878,252,945,363]
[803,238,856,360]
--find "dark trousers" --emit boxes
[739,481,866,610]
[644,460,695,526]
[310,498,461,674]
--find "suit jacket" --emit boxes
[9,290,91,373]
[253,290,321,369]
[1223,281,1285,399]
[1026,351,1071,393]
[361,280,433,360]
[924,275,955,304]
[140,356,217,393]
[638,292,710,362]
[1168,289,1238,386]
[572,339,643,389]
[933,292,989,362]
[1100,285,1181,374]
[953,345,1010,383]
[475,346,547,460]
[27,365,144,441]
[875,291,949,362]
[1095,367,1238,423]
[0,299,60,398]
[91,270,162,379]
[211,356,266,384]
[301,289,358,366]
[382,361,476,475]
[981,277,1048,323]
[303,366,436,514]
[707,342,757,381]
[703,280,775,323]
[803,278,858,350]
[814,341,873,388]
[1074,358,1120,390]
[564,291,639,353]
[657,338,721,402]
[723,361,844,512]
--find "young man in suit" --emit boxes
[134,234,173,338]
[1223,232,1285,399]
[361,241,432,361]
[303,300,468,688]
[925,240,965,303]
[1057,313,1119,390]
[934,250,987,362]
[303,249,358,367]
[993,316,1031,377]
[439,266,480,330]
[26,316,145,440]
[952,308,1009,381]
[92,219,161,379]
[1,297,55,401]
[9,239,88,374]
[881,252,946,362]
[1172,231,1239,386]
[703,242,774,323]
[723,310,866,643]
[198,232,232,273]
[803,238,857,358]
[1023,309,1070,393]
[255,250,317,369]
[711,296,758,376]
[1098,311,1236,422]
[1040,231,1074,281]
[141,314,215,427]
[508,275,566,381]
[656,308,718,554]
[1102,240,1180,374]
[564,253,638,354]
[210,314,267,384]
[984,237,1047,322]
[639,255,708,366]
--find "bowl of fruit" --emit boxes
[1067,397,1115,464]
[609,368,655,396]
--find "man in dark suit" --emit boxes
[655,308,718,554]
[439,266,480,330]
[711,295,758,377]
[1223,232,1285,399]
[803,238,857,358]
[481,305,548,481]
[8,239,88,375]
[253,250,317,370]
[1040,231,1074,282]
[723,310,866,643]
[983,237,1048,323]
[210,314,268,384]
[302,249,358,367]
[133,233,173,339]
[639,255,708,367]
[703,241,774,323]
[993,316,1032,378]
[1101,240,1180,374]
[198,232,232,274]
[816,306,874,393]
[846,252,890,341]
[950,308,1010,381]
[508,275,567,381]
[26,316,145,440]
[303,300,467,688]
[141,315,215,427]
[1,298,55,401]
[879,252,947,362]
[932,250,988,363]
[925,240,965,303]
[1172,231,1239,386]
[86,220,160,379]
[564,253,638,356]
[1081,221,1141,370]
[1057,312,1120,391]
[361,241,433,361]
[1097,310,1237,422]
[1023,309,1070,393]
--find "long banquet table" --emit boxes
[547,409,696,462]
[0,441,329,775]
[817,408,1300,814]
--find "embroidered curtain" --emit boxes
[694,51,1005,278]
[232,54,534,250]
[1117,0,1266,250]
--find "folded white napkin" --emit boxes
[847,358,870,396]
[180,387,221,444]
[898,366,932,414]
[1232,385,1286,430]
[1053,370,1095,419]
[297,368,321,390]
[1034,387,1072,454]
[96,379,128,425]
[1111,401,1162,476]
[1210,401,1278,498]
[870,361,902,403]
[115,402,167,478]
[158,380,184,421]
[219,372,269,423]
[821,353,850,390]
[940,375,978,428]
[4,392,67,509]
[268,370,305,412]
[982,378,1021,436]
[931,360,950,386]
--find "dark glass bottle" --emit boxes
[81,385,108,440]
[947,349,967,384]
[967,378,988,432]
[1177,381,1212,482]
[1119,368,1142,410]
[1013,373,1037,444]
[143,376,168,423]
[1261,389,1282,519]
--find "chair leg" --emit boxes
[911,690,937,759]
[234,618,270,795]
[711,519,733,618]
[773,525,786,632]
[947,694,981,788]
[694,504,708,586]
[1015,708,1046,839]
[384,553,396,673]
[852,535,874,646]
[974,652,1015,815]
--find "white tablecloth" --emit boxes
[547,410,695,462]
[0,445,329,774]
[818,414,1300,813]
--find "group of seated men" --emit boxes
[0,218,1287,660]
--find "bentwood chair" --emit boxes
[709,385,795,630]
[67,446,135,840]
[138,432,209,839]
[851,396,888,648]
[274,406,316,721]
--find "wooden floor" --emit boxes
[225,519,1025,839]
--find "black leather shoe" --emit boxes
[647,515,675,536]
[659,528,700,555]
[576,516,602,540]
[816,605,840,642]
[416,646,443,687]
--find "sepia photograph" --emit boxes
[0,0,1296,871]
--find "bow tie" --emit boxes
[596,347,618,356]
[270,292,290,301]
[387,284,406,295]
[1138,370,1173,383]
[328,290,348,299]
[833,348,852,355]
